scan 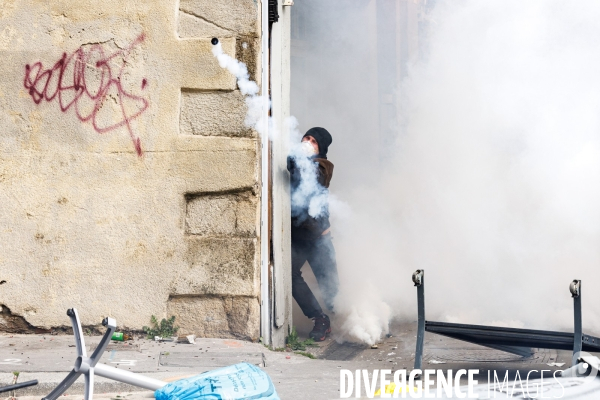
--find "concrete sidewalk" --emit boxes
[0,333,360,400]
[1,320,574,399]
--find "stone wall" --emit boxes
[0,0,262,340]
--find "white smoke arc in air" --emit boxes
[212,42,258,96]
[211,42,267,134]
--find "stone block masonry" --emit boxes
[180,90,254,138]
[185,190,258,237]
[0,0,262,339]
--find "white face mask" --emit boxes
[301,141,318,156]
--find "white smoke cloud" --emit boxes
[286,116,350,223]
[292,0,600,345]
[288,145,329,221]
[335,284,392,346]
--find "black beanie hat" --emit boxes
[303,127,332,157]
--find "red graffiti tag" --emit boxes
[23,35,149,156]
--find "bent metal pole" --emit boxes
[94,363,165,390]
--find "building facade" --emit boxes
[0,0,293,343]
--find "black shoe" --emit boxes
[309,313,331,341]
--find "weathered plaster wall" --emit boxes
[0,0,262,340]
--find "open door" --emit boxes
[260,0,293,349]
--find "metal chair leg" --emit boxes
[42,369,82,400]
[84,371,94,400]
[44,308,166,400]
[570,279,582,365]
[413,270,425,371]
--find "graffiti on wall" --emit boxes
[23,34,149,156]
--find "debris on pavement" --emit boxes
[155,362,280,400]
[428,359,446,364]
[176,335,196,344]
[111,332,132,341]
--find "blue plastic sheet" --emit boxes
[155,362,280,400]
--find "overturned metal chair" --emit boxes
[43,308,166,400]
[412,270,600,370]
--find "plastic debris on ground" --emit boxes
[154,336,177,342]
[177,335,196,344]
[111,332,133,341]
[155,362,280,400]
[428,359,446,364]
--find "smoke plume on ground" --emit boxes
[291,0,600,345]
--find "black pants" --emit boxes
[291,233,339,319]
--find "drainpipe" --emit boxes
[260,0,272,346]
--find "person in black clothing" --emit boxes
[287,127,339,341]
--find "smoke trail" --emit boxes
[211,42,266,133]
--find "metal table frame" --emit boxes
[412,270,600,369]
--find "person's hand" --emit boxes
[287,155,296,172]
